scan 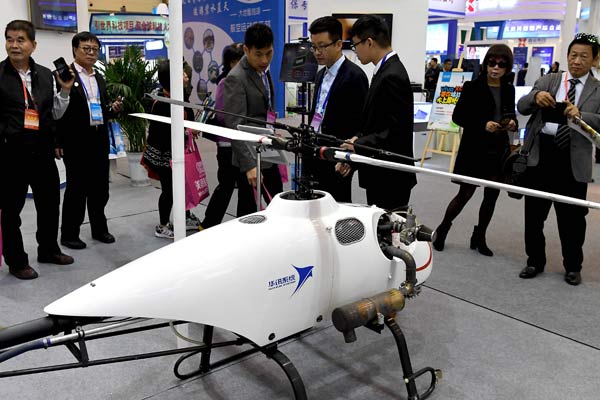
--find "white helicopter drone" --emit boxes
[1,95,600,400]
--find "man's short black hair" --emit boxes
[244,23,273,50]
[443,59,452,64]
[568,33,599,59]
[431,57,438,63]
[5,20,35,41]
[309,16,342,42]
[349,15,391,48]
[71,31,101,57]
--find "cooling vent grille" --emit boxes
[335,218,365,245]
[239,215,267,224]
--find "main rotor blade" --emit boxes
[334,151,600,210]
[130,113,273,146]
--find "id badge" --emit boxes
[90,102,104,125]
[267,111,277,125]
[24,109,39,131]
[310,112,323,132]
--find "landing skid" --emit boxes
[0,319,308,399]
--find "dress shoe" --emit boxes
[519,266,543,279]
[9,265,39,280]
[564,271,582,286]
[37,253,74,265]
[61,238,87,250]
[92,232,115,244]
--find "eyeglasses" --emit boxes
[488,60,508,69]
[310,41,338,53]
[350,38,368,52]
[79,46,100,55]
[574,33,600,45]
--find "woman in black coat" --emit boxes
[433,44,518,256]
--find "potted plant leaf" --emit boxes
[101,45,158,186]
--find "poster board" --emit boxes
[427,71,473,132]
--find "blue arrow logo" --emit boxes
[292,265,314,296]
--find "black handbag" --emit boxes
[503,129,536,199]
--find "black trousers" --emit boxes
[1,142,61,268]
[236,164,283,217]
[202,146,239,228]
[305,158,352,203]
[365,184,412,211]
[61,127,110,240]
[524,134,588,273]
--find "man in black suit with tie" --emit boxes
[306,16,368,202]
[343,15,417,210]
[57,32,122,250]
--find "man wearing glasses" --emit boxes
[342,15,416,211]
[306,16,368,202]
[57,32,122,251]
[517,33,600,285]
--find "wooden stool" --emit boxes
[419,129,461,172]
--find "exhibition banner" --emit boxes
[427,71,473,132]
[183,0,284,116]
[90,13,168,36]
[513,47,528,69]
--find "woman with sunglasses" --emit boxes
[433,44,518,256]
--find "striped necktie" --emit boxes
[554,78,580,150]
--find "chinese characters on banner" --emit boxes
[183,0,284,115]
[427,71,473,132]
[90,14,168,36]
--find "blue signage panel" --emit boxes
[513,47,528,69]
[502,20,561,39]
[183,0,285,116]
[532,46,554,71]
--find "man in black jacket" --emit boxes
[0,20,75,279]
[306,16,368,202]
[343,15,417,210]
[57,32,122,250]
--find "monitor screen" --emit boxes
[426,23,449,55]
[279,42,318,83]
[29,0,77,33]
[332,14,393,50]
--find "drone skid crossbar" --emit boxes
[0,318,310,399]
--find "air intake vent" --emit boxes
[335,218,365,245]
[239,215,267,224]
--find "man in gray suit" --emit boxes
[517,33,600,285]
[223,23,282,217]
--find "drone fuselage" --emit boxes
[44,191,432,346]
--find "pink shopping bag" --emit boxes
[185,139,210,210]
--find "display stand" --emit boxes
[420,129,461,172]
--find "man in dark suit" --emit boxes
[517,33,600,285]
[57,32,122,250]
[1,20,75,279]
[516,62,528,86]
[223,23,282,216]
[306,16,368,202]
[343,15,417,210]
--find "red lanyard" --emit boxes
[563,73,574,102]
[21,77,33,109]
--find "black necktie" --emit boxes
[554,78,580,150]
